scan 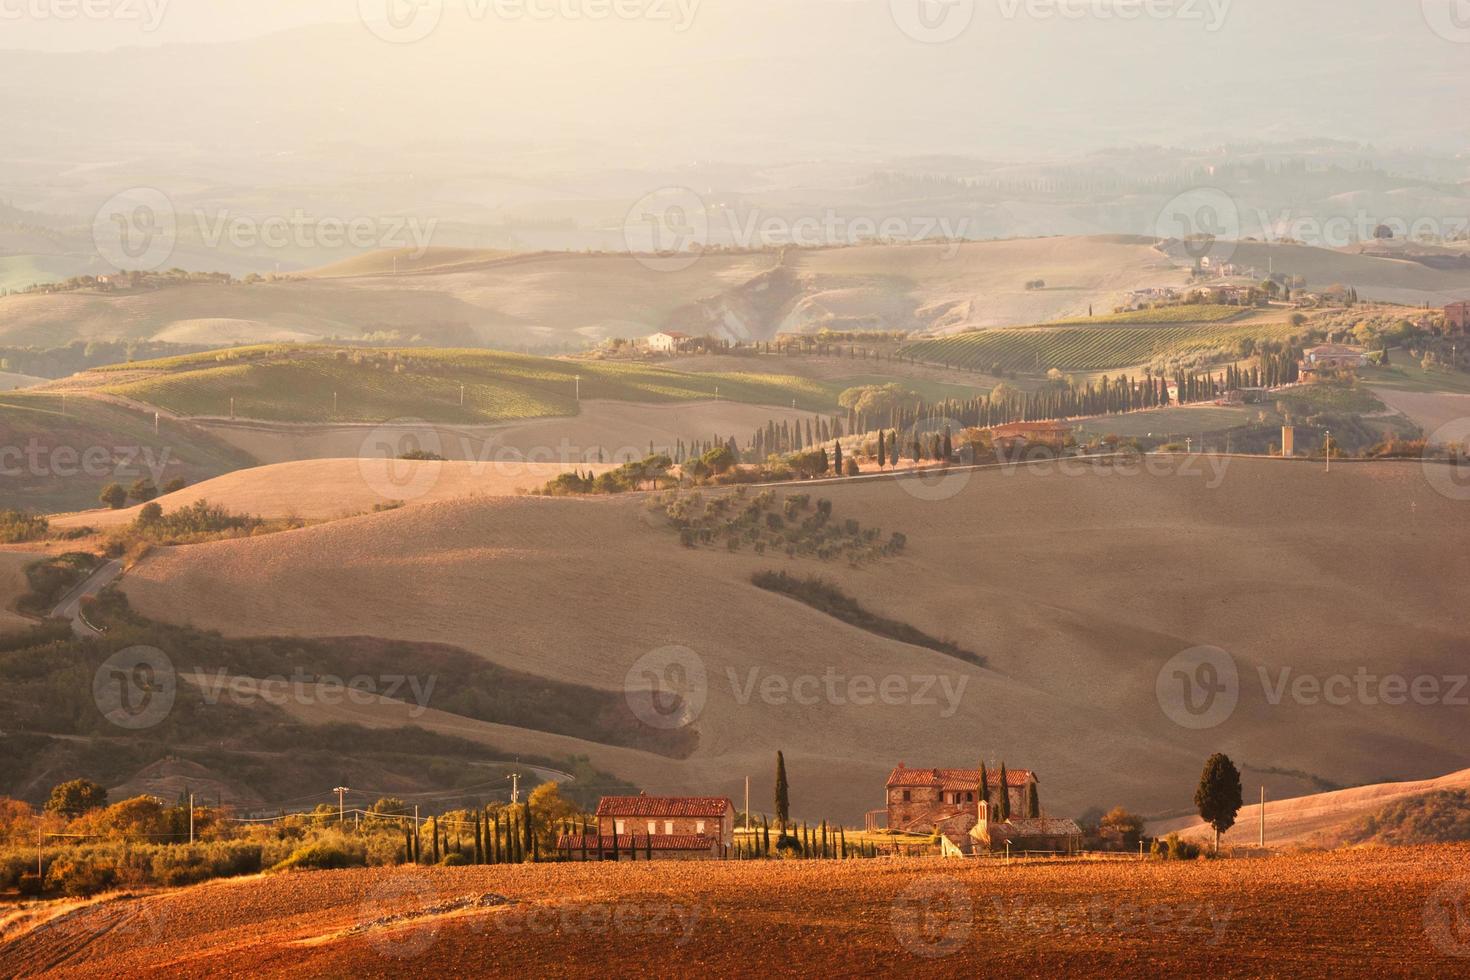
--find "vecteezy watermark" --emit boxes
[358,871,443,960]
[1422,0,1470,44]
[0,0,170,30]
[623,187,972,272]
[728,667,969,719]
[1252,208,1470,250]
[193,669,438,718]
[93,188,438,271]
[194,209,437,257]
[1423,418,1470,502]
[890,0,976,44]
[1425,878,1470,958]
[891,877,973,958]
[1158,645,1470,729]
[996,0,1231,30]
[0,440,173,484]
[93,187,177,272]
[93,646,177,731]
[1156,645,1239,731]
[359,0,700,44]
[992,443,1233,489]
[1154,187,1240,265]
[624,645,708,729]
[359,419,447,503]
[494,901,701,943]
[989,895,1233,944]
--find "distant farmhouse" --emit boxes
[556,793,734,861]
[1301,343,1370,381]
[645,331,692,353]
[879,764,1082,856]
[1447,301,1470,333]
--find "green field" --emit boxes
[1361,362,1470,395]
[0,393,255,513]
[900,317,1297,374]
[1049,304,1250,325]
[97,346,844,423]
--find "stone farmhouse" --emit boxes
[881,764,1082,856]
[555,793,734,861]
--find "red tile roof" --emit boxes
[887,766,1036,791]
[555,834,717,851]
[594,795,733,818]
[990,817,1083,838]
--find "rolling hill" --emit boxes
[1153,768,1470,849]
[4,236,1467,353]
[118,457,1470,823]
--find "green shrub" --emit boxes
[271,838,368,872]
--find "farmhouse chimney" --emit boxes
[1281,425,1295,457]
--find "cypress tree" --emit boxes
[996,763,1011,822]
[979,762,990,810]
[840,827,847,859]
[474,811,483,864]
[523,802,534,863]
[1026,781,1040,819]
[762,815,770,856]
[832,440,843,474]
[430,815,440,864]
[820,819,828,858]
[775,751,790,833]
[877,432,886,468]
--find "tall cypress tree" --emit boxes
[1026,781,1040,819]
[996,764,1011,822]
[877,433,886,469]
[979,762,990,811]
[522,801,534,863]
[775,751,790,833]
[430,815,440,864]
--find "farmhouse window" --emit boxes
[902,790,911,802]
[615,820,626,834]
[695,821,705,834]
[664,821,674,835]
[647,821,657,834]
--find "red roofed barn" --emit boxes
[557,793,734,861]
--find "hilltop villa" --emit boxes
[1447,301,1470,332]
[880,763,1081,856]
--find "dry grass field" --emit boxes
[120,458,1470,823]
[2,847,1467,977]
[187,398,814,467]
[0,551,42,632]
[49,459,616,528]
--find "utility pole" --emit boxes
[189,793,195,844]
[460,384,465,407]
[1259,786,1265,847]
[155,412,160,435]
[334,785,350,824]
[575,375,580,401]
[333,391,338,415]
[744,776,750,831]
[508,771,521,805]
[1325,429,1331,474]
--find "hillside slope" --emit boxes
[1152,768,1470,848]
[120,458,1470,822]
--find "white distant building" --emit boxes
[646,331,691,353]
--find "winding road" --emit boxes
[51,559,122,636]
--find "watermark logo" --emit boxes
[359,0,444,43]
[93,187,176,272]
[359,871,442,959]
[891,876,973,958]
[0,0,171,31]
[890,0,975,43]
[1155,187,1240,265]
[624,645,707,729]
[1156,645,1238,730]
[1423,0,1470,43]
[494,901,700,942]
[1424,418,1470,501]
[995,0,1231,31]
[624,187,709,273]
[727,667,969,718]
[359,419,446,502]
[1426,878,1470,957]
[896,416,974,502]
[93,646,176,730]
